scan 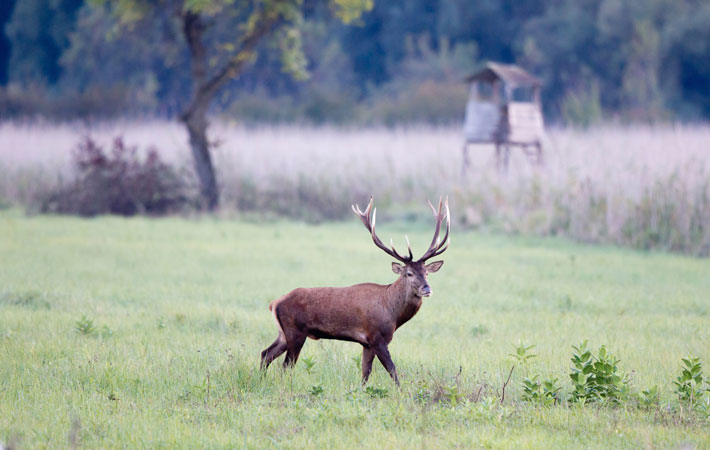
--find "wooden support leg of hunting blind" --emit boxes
[495,143,510,173]
[495,143,502,172]
[535,142,543,165]
[461,142,471,178]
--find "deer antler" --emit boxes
[417,196,450,262]
[352,197,412,263]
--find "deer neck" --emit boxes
[386,276,423,328]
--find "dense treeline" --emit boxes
[1,0,709,124]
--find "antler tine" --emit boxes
[352,196,411,263]
[418,196,450,262]
[426,196,442,217]
[405,235,413,260]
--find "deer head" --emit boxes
[352,196,450,298]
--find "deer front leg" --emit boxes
[373,341,400,386]
[361,347,375,385]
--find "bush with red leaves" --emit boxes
[42,136,192,216]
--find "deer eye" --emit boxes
[406,272,413,277]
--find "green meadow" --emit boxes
[1,209,709,448]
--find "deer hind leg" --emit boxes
[282,332,307,368]
[361,347,375,385]
[373,341,400,386]
[260,334,287,370]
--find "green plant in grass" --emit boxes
[309,384,324,397]
[509,341,537,367]
[74,315,97,336]
[364,386,389,399]
[569,341,630,404]
[521,375,562,406]
[639,385,660,409]
[301,356,317,375]
[673,356,705,406]
[100,325,114,338]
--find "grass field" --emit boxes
[1,209,710,448]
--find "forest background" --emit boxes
[1,0,709,125]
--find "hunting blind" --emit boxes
[462,62,544,171]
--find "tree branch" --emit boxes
[181,6,284,121]
[183,11,208,91]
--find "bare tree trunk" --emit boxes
[182,103,218,210]
[182,12,219,210]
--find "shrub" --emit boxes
[569,341,630,404]
[673,356,705,406]
[41,136,191,216]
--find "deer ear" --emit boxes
[425,260,444,273]
[391,262,405,274]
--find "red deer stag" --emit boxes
[260,196,450,385]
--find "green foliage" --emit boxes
[521,375,561,406]
[364,386,388,399]
[309,384,324,396]
[4,0,710,121]
[74,315,97,336]
[639,385,660,409]
[561,82,602,128]
[4,0,82,84]
[569,341,630,404]
[673,357,705,405]
[301,356,316,375]
[509,341,537,367]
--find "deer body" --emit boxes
[260,198,449,385]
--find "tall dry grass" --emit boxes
[1,120,709,254]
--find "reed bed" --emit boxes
[1,121,709,255]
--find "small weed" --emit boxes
[695,397,710,419]
[100,325,114,338]
[521,375,562,406]
[509,341,537,366]
[442,384,464,406]
[74,315,97,336]
[309,384,324,397]
[301,356,316,375]
[639,385,660,408]
[471,324,488,337]
[157,317,166,330]
[364,386,389,399]
[423,368,465,406]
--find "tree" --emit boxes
[95,0,372,210]
[0,0,16,84]
[5,0,82,84]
